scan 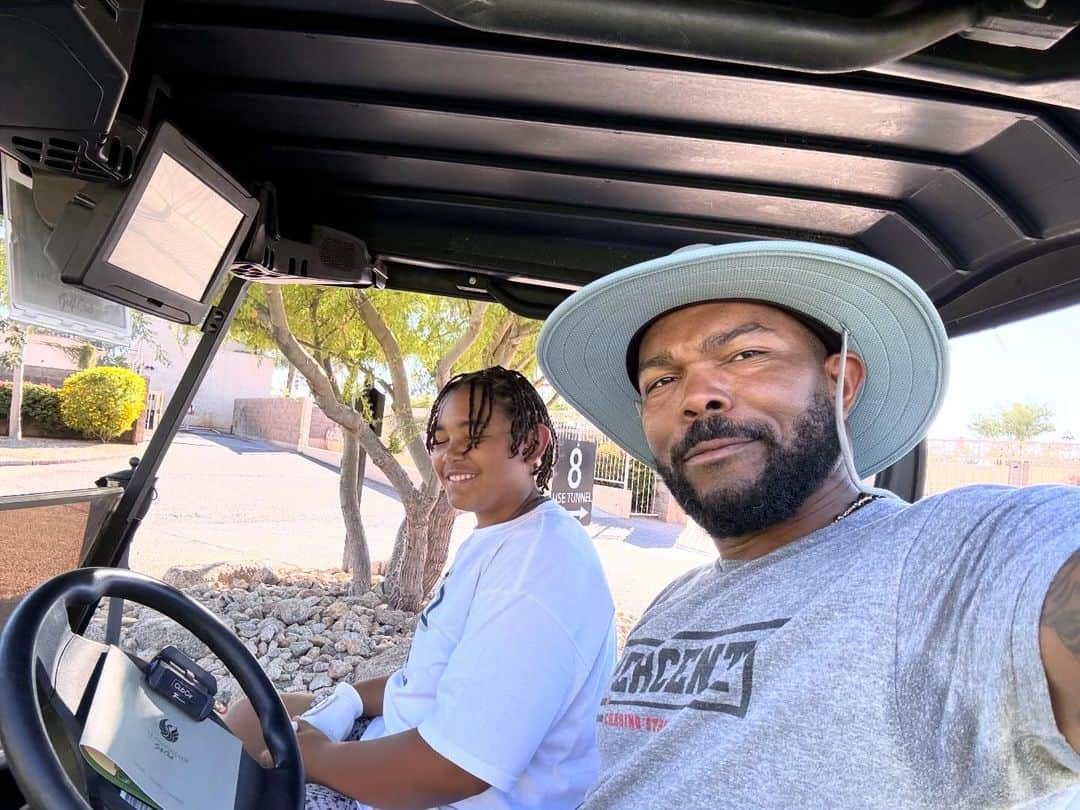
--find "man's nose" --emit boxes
[679,362,732,419]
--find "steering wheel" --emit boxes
[0,568,304,810]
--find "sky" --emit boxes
[927,302,1080,440]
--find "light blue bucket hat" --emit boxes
[537,240,949,479]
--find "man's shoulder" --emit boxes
[886,483,1080,572]
[643,561,716,613]
[917,483,1080,523]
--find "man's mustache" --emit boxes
[669,416,777,466]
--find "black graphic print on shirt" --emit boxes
[606,618,789,718]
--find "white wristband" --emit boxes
[298,682,364,741]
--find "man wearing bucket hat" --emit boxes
[538,241,1080,807]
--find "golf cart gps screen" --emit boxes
[107,153,246,301]
[49,121,258,325]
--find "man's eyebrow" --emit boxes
[637,351,674,377]
[700,323,776,353]
[636,322,776,378]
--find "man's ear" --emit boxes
[523,424,553,466]
[822,351,866,418]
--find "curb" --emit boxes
[0,454,135,468]
[0,457,120,468]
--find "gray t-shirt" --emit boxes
[584,485,1080,809]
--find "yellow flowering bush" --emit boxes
[60,367,147,442]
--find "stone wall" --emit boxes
[652,479,688,525]
[232,397,312,449]
[234,396,392,454]
[594,484,632,518]
[308,405,339,450]
[0,365,71,388]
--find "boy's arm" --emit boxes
[351,674,389,718]
[1040,550,1080,752]
[270,723,489,810]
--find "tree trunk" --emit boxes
[385,504,432,611]
[338,429,372,593]
[387,519,406,587]
[422,491,458,597]
[78,343,100,369]
[7,352,24,440]
[284,363,297,397]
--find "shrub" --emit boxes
[60,367,147,442]
[0,381,66,433]
[22,383,65,433]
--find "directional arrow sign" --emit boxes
[551,439,596,526]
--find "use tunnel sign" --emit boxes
[552,439,596,526]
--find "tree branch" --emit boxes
[486,312,515,367]
[350,291,435,482]
[264,287,418,498]
[435,301,490,389]
[530,375,562,409]
[493,317,527,368]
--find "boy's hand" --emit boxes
[258,717,333,777]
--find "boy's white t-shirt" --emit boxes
[359,499,617,809]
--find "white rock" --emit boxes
[290,640,313,657]
[329,660,353,680]
[375,608,410,627]
[129,616,210,661]
[272,599,315,625]
[265,658,285,681]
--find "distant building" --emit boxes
[0,330,82,387]
[127,319,274,431]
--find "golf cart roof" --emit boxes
[9,1,1080,330]
[98,0,1080,335]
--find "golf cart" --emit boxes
[3,0,1080,807]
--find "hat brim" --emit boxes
[537,241,949,479]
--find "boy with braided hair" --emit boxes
[228,366,617,810]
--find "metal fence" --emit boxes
[924,438,1080,495]
[554,421,659,516]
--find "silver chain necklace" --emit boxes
[832,493,884,523]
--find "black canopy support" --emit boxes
[81,277,251,579]
[412,0,981,73]
[875,439,928,503]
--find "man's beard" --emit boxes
[655,391,840,539]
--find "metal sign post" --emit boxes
[356,386,386,500]
[551,439,596,525]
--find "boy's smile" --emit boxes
[430,387,544,528]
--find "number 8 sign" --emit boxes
[552,440,596,525]
[568,447,583,490]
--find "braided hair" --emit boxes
[425,366,558,491]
